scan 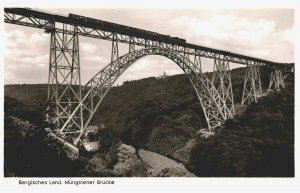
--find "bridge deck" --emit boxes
[4,8,294,69]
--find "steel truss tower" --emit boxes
[4,8,294,146]
[47,24,83,142]
[241,61,262,105]
[212,55,235,118]
[269,68,285,90]
[60,46,232,145]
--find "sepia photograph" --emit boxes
[1,0,299,192]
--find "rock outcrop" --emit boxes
[113,144,147,177]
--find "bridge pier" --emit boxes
[129,37,135,52]
[241,61,262,105]
[4,8,294,148]
[269,68,285,90]
[73,33,123,145]
[111,33,120,72]
[192,51,202,74]
[47,25,84,141]
[181,50,231,129]
[212,55,235,118]
[61,47,232,144]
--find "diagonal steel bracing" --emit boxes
[59,47,230,145]
[193,52,202,73]
[269,68,285,90]
[241,61,262,105]
[4,8,294,71]
[129,37,135,52]
[212,55,235,118]
[4,8,294,147]
[46,25,83,141]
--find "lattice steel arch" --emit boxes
[59,47,231,145]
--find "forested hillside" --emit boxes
[4,67,294,176]
[188,81,294,177]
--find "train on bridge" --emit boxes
[6,8,186,45]
[68,13,186,44]
[4,7,294,149]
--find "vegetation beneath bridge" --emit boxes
[4,67,294,177]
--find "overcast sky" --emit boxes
[4,9,294,85]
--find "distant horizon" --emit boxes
[3,66,251,86]
[3,72,186,86]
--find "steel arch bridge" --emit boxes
[58,46,233,144]
[4,8,294,146]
